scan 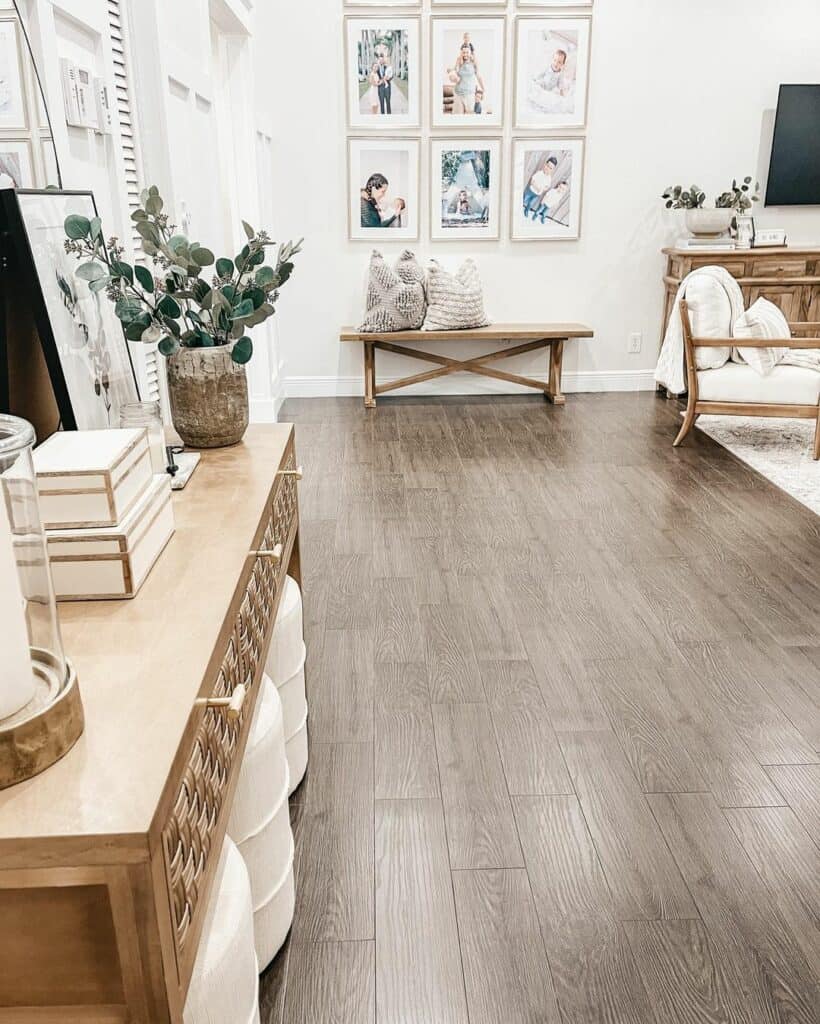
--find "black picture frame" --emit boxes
[0,187,138,433]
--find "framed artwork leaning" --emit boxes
[514,16,592,130]
[0,189,139,430]
[431,139,501,241]
[345,16,421,130]
[348,137,420,242]
[431,16,506,129]
[511,137,585,240]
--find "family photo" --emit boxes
[431,17,505,128]
[515,17,591,129]
[348,138,419,241]
[511,138,584,240]
[432,141,500,240]
[346,17,420,128]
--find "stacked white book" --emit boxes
[676,236,736,250]
[32,429,175,600]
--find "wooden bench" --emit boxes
[340,322,594,408]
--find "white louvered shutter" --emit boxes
[107,0,165,412]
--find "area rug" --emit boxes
[695,416,819,515]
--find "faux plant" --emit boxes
[63,186,302,365]
[715,176,760,213]
[661,185,706,210]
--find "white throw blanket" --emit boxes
[782,349,820,372]
[654,266,744,396]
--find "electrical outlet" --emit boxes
[628,332,643,354]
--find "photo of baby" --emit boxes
[432,18,505,128]
[514,17,591,129]
[348,138,419,241]
[511,139,585,240]
[431,140,501,240]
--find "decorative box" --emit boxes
[46,474,174,600]
[33,428,154,529]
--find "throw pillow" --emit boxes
[421,258,490,332]
[732,298,790,376]
[685,274,733,370]
[358,250,427,333]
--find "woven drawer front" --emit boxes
[272,449,298,549]
[162,633,245,954]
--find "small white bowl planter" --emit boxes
[685,208,733,237]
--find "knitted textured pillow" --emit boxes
[732,297,790,376]
[358,250,427,333]
[421,258,490,332]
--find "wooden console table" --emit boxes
[0,426,301,1023]
[340,323,594,408]
[660,245,820,349]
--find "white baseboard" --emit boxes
[285,369,656,399]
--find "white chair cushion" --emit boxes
[732,297,790,375]
[697,362,820,406]
[686,274,733,370]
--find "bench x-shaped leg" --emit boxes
[363,337,566,408]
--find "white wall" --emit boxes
[268,0,820,398]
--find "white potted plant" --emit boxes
[661,183,733,237]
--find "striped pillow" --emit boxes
[732,298,790,376]
[421,259,490,332]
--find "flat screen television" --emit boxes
[766,84,820,206]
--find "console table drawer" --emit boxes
[160,436,299,989]
[751,258,808,277]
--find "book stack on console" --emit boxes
[676,236,736,250]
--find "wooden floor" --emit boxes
[260,393,820,1024]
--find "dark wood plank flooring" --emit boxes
[262,394,820,1024]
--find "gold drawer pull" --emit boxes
[195,683,246,721]
[251,543,283,563]
[277,465,303,480]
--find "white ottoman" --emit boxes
[227,675,295,970]
[183,838,259,1024]
[265,575,304,683]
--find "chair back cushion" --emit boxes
[358,250,427,333]
[422,258,491,332]
[685,274,733,370]
[732,298,790,376]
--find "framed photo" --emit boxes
[517,0,592,6]
[0,189,139,429]
[514,16,591,130]
[348,137,420,242]
[345,17,421,130]
[431,139,501,241]
[344,0,419,5]
[511,138,585,240]
[0,139,33,188]
[432,0,505,6]
[736,215,756,249]
[431,17,505,129]
[0,18,26,129]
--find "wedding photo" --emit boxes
[431,140,501,240]
[511,137,585,240]
[431,17,505,128]
[345,17,420,129]
[348,137,420,241]
[514,16,591,130]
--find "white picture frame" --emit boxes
[348,137,420,242]
[510,137,585,241]
[345,16,421,130]
[430,16,506,130]
[517,0,592,7]
[432,0,505,6]
[345,0,420,5]
[0,139,33,188]
[514,16,591,130]
[0,18,27,130]
[430,139,501,241]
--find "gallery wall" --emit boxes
[269,0,820,399]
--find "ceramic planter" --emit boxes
[685,208,733,238]
[166,346,249,449]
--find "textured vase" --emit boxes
[685,208,733,238]
[166,346,249,449]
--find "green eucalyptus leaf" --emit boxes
[216,257,234,277]
[112,261,133,285]
[148,185,160,197]
[134,264,154,292]
[242,220,255,240]
[130,209,148,222]
[124,312,153,340]
[76,261,106,282]
[136,220,160,243]
[278,262,294,285]
[163,315,181,337]
[142,239,159,256]
[115,297,143,322]
[230,320,246,339]
[231,298,254,320]
[246,287,265,309]
[65,214,91,239]
[158,336,179,357]
[89,276,111,293]
[192,278,210,303]
[89,216,102,240]
[231,337,253,364]
[158,295,181,318]
[145,195,163,215]
[255,266,275,286]
[169,264,188,278]
[192,247,215,267]
[221,284,237,302]
[167,235,189,255]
